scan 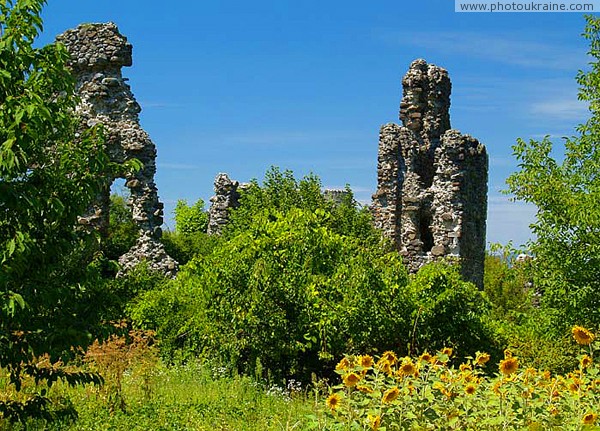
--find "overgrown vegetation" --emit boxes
[1,1,599,428]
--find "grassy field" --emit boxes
[2,362,322,431]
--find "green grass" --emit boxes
[4,362,323,431]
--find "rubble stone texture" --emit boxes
[372,59,488,288]
[207,173,243,235]
[56,23,177,277]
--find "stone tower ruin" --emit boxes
[56,23,177,277]
[372,59,488,288]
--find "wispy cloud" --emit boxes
[379,30,587,70]
[530,99,589,120]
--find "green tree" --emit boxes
[102,194,138,263]
[506,15,600,329]
[160,198,215,265]
[132,207,414,382]
[174,198,208,235]
[0,0,123,423]
[226,166,380,244]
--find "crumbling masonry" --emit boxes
[57,23,177,277]
[372,59,488,288]
[207,173,244,235]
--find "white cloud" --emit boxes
[530,99,589,120]
[379,30,587,70]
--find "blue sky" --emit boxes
[37,1,593,247]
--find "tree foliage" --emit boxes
[506,15,600,329]
[0,0,126,423]
[130,169,496,382]
[174,198,208,235]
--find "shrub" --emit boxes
[409,262,500,361]
[131,207,414,382]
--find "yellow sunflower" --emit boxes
[336,357,351,371]
[382,386,400,403]
[357,385,374,394]
[343,372,361,387]
[381,350,398,365]
[581,354,593,369]
[459,363,472,372]
[475,352,491,366]
[368,414,381,431]
[499,357,519,375]
[464,383,477,395]
[582,412,598,425]
[419,351,433,363]
[359,355,374,368]
[398,358,418,376]
[572,326,595,345]
[377,358,393,375]
[441,347,453,358]
[326,392,342,411]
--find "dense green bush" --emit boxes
[409,262,499,362]
[160,198,214,265]
[174,199,209,235]
[131,207,414,381]
[225,167,379,244]
[130,169,500,382]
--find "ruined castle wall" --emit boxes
[373,59,488,288]
[371,124,404,248]
[57,23,177,277]
[207,173,242,235]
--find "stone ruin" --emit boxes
[54,25,487,285]
[207,173,244,235]
[56,23,177,277]
[371,59,488,288]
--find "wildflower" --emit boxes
[459,363,472,372]
[398,358,418,377]
[376,358,393,375]
[582,412,598,425]
[326,392,342,411]
[336,357,351,371]
[382,386,400,403]
[441,347,453,358]
[419,352,432,363]
[572,326,595,345]
[542,370,551,380]
[357,385,374,394]
[475,352,491,366]
[359,355,374,368]
[343,372,361,387]
[581,354,593,369]
[464,383,477,395]
[382,350,398,365]
[433,381,446,392]
[499,357,519,375]
[368,414,381,430]
[568,377,582,393]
